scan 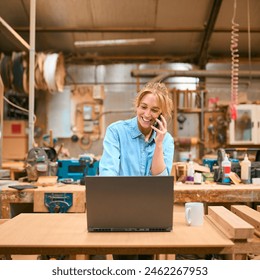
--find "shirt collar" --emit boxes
[130,117,156,143]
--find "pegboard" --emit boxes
[71,85,104,149]
[204,110,228,150]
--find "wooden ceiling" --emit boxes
[1,0,260,66]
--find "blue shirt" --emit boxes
[99,117,174,176]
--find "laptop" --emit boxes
[85,176,174,232]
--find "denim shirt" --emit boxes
[99,117,174,176]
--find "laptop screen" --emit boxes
[85,176,174,232]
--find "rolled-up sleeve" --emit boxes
[148,134,174,176]
[164,134,174,175]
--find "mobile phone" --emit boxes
[153,114,162,129]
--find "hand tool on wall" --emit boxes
[177,114,187,129]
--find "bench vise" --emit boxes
[44,193,73,213]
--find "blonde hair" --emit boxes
[134,82,173,118]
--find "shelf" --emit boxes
[0,0,36,166]
[171,88,206,159]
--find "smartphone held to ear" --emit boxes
[153,114,162,129]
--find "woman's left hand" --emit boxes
[151,115,167,143]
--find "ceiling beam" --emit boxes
[11,26,260,33]
[11,27,205,33]
[196,0,223,69]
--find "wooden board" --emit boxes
[0,219,9,225]
[35,176,58,186]
[231,205,260,234]
[208,206,254,240]
[33,185,86,213]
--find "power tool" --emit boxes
[57,154,99,183]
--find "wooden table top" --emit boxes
[0,211,233,256]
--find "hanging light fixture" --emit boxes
[74,38,155,48]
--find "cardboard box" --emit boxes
[2,120,28,160]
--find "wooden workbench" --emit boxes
[174,183,260,203]
[1,161,25,180]
[1,199,259,259]
[0,183,85,219]
[1,182,260,219]
[0,212,234,257]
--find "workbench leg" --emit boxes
[71,255,90,260]
[0,219,12,259]
[224,253,247,260]
[0,254,12,260]
[73,254,113,260]
[155,254,166,260]
[155,254,176,260]
[233,254,247,260]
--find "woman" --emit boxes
[100,82,174,176]
[99,82,174,260]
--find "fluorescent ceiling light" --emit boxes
[74,38,155,48]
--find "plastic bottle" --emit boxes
[221,154,231,183]
[240,154,251,184]
[186,160,194,184]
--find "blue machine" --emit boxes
[57,155,99,182]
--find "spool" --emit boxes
[177,137,199,147]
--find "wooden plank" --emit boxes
[208,206,254,240]
[231,205,260,234]
[35,176,58,186]
[257,205,260,212]
[0,17,30,51]
[0,219,9,225]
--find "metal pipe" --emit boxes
[28,0,36,149]
[131,69,260,80]
[200,90,205,159]
[196,0,223,68]
[0,76,3,167]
